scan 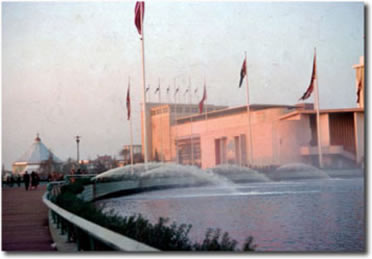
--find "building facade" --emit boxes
[140,57,364,169]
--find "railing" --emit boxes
[43,179,158,252]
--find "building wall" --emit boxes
[151,107,172,162]
[147,102,363,169]
[319,114,331,146]
[277,116,312,165]
[171,107,307,168]
[354,112,364,164]
[329,113,356,154]
[145,103,226,163]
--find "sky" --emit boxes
[2,1,364,170]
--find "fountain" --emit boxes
[211,164,270,183]
[265,162,330,181]
[91,163,241,199]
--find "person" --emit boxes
[23,171,30,191]
[16,175,21,187]
[34,173,40,189]
[31,171,38,190]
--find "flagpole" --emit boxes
[139,5,148,170]
[245,51,254,167]
[314,48,323,168]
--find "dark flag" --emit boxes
[126,85,131,120]
[199,85,207,113]
[155,86,160,94]
[134,2,145,35]
[194,88,198,94]
[239,58,247,88]
[146,86,150,92]
[356,69,362,104]
[166,86,170,94]
[174,87,179,96]
[299,51,317,101]
[184,88,189,96]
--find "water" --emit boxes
[97,177,365,252]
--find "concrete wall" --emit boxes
[171,107,304,168]
[277,116,312,165]
[319,114,330,146]
[151,108,172,162]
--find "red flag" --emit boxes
[134,2,145,35]
[299,51,317,101]
[199,85,207,113]
[126,85,131,120]
[239,58,247,88]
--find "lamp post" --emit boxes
[75,136,81,168]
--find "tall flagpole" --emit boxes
[245,51,254,166]
[139,3,148,169]
[313,48,323,168]
[128,77,134,174]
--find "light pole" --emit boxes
[75,136,81,168]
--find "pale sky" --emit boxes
[2,1,364,170]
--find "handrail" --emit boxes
[43,189,158,251]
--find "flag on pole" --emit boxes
[126,84,131,120]
[194,88,198,94]
[299,51,317,101]
[184,88,189,96]
[356,69,362,103]
[239,58,247,88]
[146,86,150,92]
[166,86,170,94]
[174,87,179,96]
[134,2,145,35]
[199,85,207,113]
[155,85,160,94]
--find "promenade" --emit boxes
[2,184,56,251]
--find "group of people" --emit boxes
[23,171,40,191]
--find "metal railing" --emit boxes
[43,180,158,252]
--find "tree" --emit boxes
[119,148,130,161]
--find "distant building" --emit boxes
[141,58,364,169]
[12,134,62,178]
[118,144,143,166]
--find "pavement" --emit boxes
[2,184,56,252]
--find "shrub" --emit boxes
[54,182,256,251]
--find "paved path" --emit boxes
[2,185,56,251]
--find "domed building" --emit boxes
[12,134,62,179]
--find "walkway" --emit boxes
[2,185,56,251]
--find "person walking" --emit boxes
[16,175,21,187]
[30,171,39,190]
[23,171,30,191]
